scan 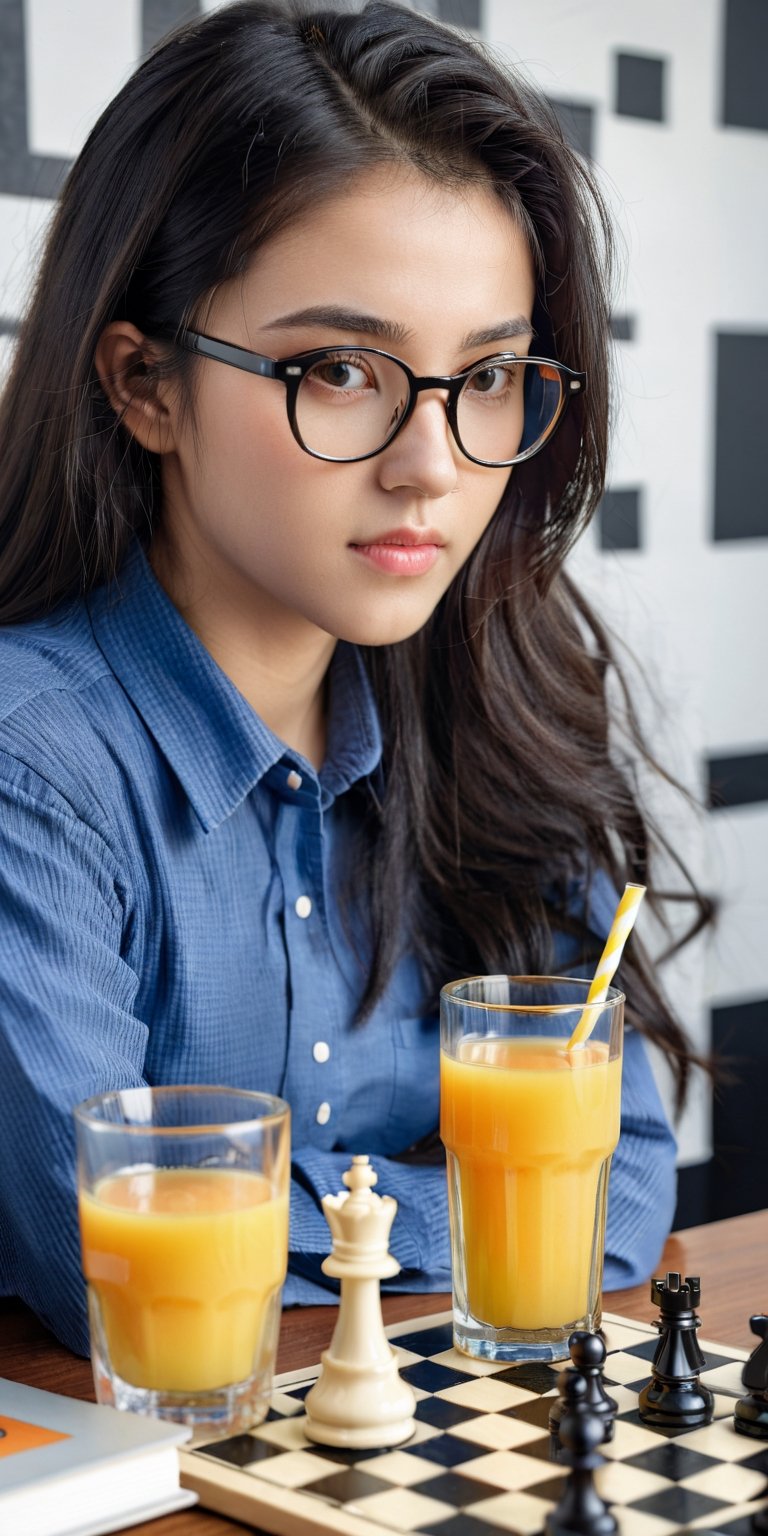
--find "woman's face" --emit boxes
[156,166,536,648]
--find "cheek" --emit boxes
[457,471,511,551]
[197,389,317,520]
[200,372,294,471]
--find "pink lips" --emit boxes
[351,526,444,576]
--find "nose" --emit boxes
[376,393,460,499]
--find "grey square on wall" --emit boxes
[609,315,636,342]
[142,0,202,55]
[548,100,594,161]
[437,0,482,27]
[722,0,768,131]
[711,996,768,1221]
[615,52,666,123]
[707,750,768,811]
[597,488,642,551]
[713,332,768,540]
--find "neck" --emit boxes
[149,529,335,770]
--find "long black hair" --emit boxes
[0,0,710,1105]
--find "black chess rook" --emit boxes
[638,1271,715,1429]
[734,1314,768,1440]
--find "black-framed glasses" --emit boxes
[167,329,586,467]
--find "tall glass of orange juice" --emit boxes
[75,1086,289,1438]
[440,977,623,1362]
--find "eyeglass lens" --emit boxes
[293,352,565,463]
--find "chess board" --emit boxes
[180,1311,768,1536]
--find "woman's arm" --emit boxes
[286,1148,451,1303]
[0,755,146,1354]
[0,756,451,1339]
[556,866,678,1287]
[603,1027,677,1287]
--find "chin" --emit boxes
[334,611,436,648]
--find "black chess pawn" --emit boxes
[734,1315,768,1440]
[570,1331,618,1442]
[549,1367,588,1454]
[638,1272,715,1429]
[549,1332,617,1444]
[545,1376,617,1536]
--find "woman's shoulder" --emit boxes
[0,598,111,725]
[0,598,145,832]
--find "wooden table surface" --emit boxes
[2,1208,766,1536]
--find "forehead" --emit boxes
[211,166,536,348]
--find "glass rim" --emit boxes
[73,1084,290,1136]
[165,329,584,469]
[440,974,625,1015]
[295,351,562,463]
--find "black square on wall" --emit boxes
[707,750,768,810]
[548,100,594,161]
[142,0,202,55]
[722,0,768,131]
[437,0,481,27]
[597,488,642,551]
[713,332,768,540]
[610,314,636,342]
[711,997,768,1220]
[615,52,666,122]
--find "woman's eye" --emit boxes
[467,365,516,397]
[311,357,371,390]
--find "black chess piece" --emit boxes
[637,1272,715,1429]
[545,1375,617,1536]
[549,1332,618,1443]
[734,1315,768,1439]
[549,1366,588,1452]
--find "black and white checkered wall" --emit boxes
[1,0,766,1221]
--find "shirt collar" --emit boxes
[87,541,382,832]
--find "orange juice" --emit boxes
[79,1167,288,1392]
[440,1037,621,1329]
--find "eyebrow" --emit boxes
[262,305,536,350]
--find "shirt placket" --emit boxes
[271,760,340,1150]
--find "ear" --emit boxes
[94,321,178,455]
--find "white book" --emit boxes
[0,1376,197,1536]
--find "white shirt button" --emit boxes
[286,770,303,791]
[295,895,312,919]
[312,1041,330,1064]
[316,1101,331,1126]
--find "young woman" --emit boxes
[0,0,706,1355]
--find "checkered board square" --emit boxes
[179,1311,768,1535]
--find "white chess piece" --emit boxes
[303,1155,417,1448]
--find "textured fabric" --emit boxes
[0,542,677,1355]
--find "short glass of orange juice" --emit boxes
[440,977,623,1362]
[75,1086,290,1438]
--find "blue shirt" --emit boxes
[0,542,676,1355]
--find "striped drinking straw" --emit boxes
[566,882,646,1049]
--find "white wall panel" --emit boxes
[25,0,140,159]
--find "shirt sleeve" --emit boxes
[286,1149,451,1304]
[558,865,678,1289]
[0,755,147,1355]
[603,1027,677,1289]
[0,754,445,1340]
